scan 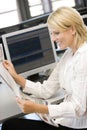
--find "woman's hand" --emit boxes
[3,60,26,88]
[3,60,17,78]
[16,97,49,114]
[16,97,37,114]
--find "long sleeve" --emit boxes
[23,63,60,99]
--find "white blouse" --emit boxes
[23,42,87,129]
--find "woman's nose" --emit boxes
[51,34,57,43]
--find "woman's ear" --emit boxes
[71,26,76,35]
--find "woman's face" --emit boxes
[50,27,76,50]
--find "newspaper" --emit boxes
[0,44,4,62]
[0,62,65,127]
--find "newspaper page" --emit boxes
[0,44,4,62]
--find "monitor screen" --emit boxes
[2,24,57,78]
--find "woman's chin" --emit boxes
[59,46,66,50]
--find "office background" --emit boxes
[1,0,87,31]
[0,0,87,28]
[1,0,87,59]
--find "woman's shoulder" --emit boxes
[77,42,87,55]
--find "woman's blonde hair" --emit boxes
[47,6,87,48]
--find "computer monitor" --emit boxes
[2,24,57,78]
[82,14,87,25]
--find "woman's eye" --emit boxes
[55,32,60,35]
[50,31,60,36]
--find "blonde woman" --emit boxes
[2,6,87,130]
